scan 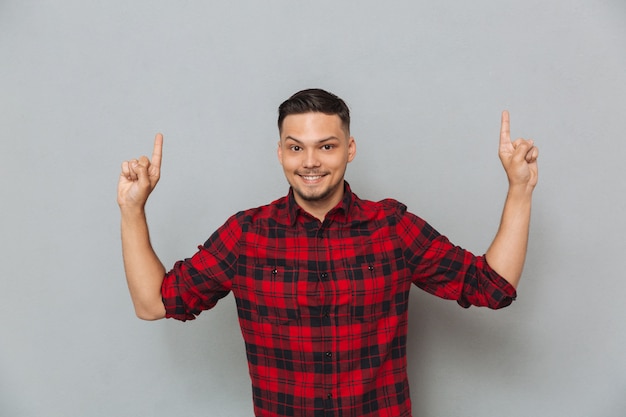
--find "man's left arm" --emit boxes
[485,110,539,289]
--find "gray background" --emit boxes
[1,1,625,416]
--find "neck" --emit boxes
[294,190,345,222]
[295,198,337,222]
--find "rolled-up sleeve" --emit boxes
[398,208,517,309]
[161,214,242,321]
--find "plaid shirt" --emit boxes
[162,183,516,417]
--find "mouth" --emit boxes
[297,173,327,183]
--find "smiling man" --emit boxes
[118,88,538,417]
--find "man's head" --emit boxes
[278,88,351,135]
[277,89,356,220]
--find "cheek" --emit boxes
[328,154,350,169]
[280,155,299,170]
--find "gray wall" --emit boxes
[2,1,625,416]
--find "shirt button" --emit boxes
[320,272,328,280]
[323,309,330,317]
[325,351,332,359]
[327,393,332,399]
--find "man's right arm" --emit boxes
[118,134,167,320]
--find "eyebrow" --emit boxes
[284,136,340,144]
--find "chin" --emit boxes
[295,189,330,202]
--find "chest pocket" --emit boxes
[252,265,300,324]
[348,258,401,322]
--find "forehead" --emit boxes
[280,112,346,140]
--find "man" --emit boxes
[117,89,538,417]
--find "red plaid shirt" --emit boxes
[161,183,516,417]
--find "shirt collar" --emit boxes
[287,181,354,226]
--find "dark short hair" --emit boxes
[278,88,350,134]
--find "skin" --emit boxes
[485,110,539,288]
[117,110,538,320]
[118,133,166,320]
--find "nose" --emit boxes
[302,149,321,168]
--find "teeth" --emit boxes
[302,176,322,180]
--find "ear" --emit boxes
[277,140,283,165]
[347,136,357,163]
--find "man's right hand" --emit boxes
[117,133,163,210]
[117,133,167,320]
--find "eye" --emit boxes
[322,144,334,150]
[290,145,302,152]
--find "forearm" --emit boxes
[120,207,167,320]
[485,184,533,289]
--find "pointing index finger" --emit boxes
[500,110,511,147]
[151,133,163,168]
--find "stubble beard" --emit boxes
[293,184,334,202]
[290,174,343,204]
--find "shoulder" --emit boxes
[204,196,289,246]
[351,193,409,220]
[351,193,435,236]
[230,195,290,227]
